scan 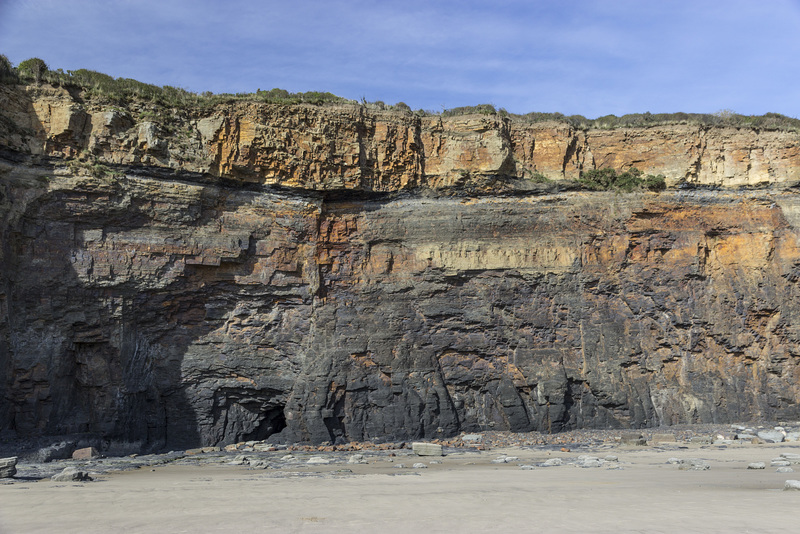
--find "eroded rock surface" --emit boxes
[2,84,799,190]
[2,83,800,449]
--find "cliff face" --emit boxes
[2,83,800,449]
[3,84,799,190]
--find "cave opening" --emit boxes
[242,405,287,442]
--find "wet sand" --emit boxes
[2,442,800,533]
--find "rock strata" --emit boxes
[3,83,800,449]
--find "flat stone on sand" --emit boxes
[783,480,800,491]
[412,443,443,456]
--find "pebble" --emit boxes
[771,459,791,467]
[519,465,536,470]
[604,455,619,462]
[777,467,795,473]
[412,463,428,469]
[747,462,766,470]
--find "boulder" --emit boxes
[578,457,604,468]
[757,430,785,443]
[747,462,766,470]
[0,457,17,478]
[619,433,646,446]
[72,447,100,460]
[783,480,800,491]
[51,467,92,482]
[678,458,710,471]
[412,443,443,456]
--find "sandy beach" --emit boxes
[2,436,800,533]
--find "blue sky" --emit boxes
[1,0,799,118]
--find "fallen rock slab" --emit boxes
[757,430,785,443]
[0,457,17,478]
[72,447,100,460]
[412,443,443,456]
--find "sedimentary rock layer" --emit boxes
[2,84,799,192]
[3,156,800,448]
[3,83,800,448]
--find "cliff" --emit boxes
[2,83,800,449]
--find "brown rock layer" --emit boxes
[2,84,799,190]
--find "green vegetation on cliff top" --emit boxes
[2,55,799,132]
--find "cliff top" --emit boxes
[2,56,800,193]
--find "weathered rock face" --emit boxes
[2,83,800,449]
[2,84,799,190]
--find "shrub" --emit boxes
[17,57,48,82]
[528,171,552,183]
[0,54,16,83]
[578,167,665,192]
[441,104,497,117]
